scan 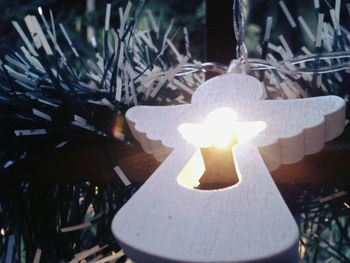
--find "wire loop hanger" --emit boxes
[229,0,250,74]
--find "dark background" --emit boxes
[1,0,350,262]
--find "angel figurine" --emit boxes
[112,73,345,263]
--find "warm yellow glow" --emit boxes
[178,107,266,148]
[299,238,307,259]
[178,123,211,148]
[205,108,238,148]
[177,149,205,188]
[0,228,5,236]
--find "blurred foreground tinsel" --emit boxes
[0,1,203,262]
[0,0,350,262]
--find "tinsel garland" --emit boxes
[0,0,203,173]
[0,1,203,262]
[0,0,349,262]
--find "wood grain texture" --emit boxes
[112,73,345,263]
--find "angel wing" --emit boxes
[238,95,345,170]
[126,104,193,161]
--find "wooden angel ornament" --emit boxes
[112,73,345,263]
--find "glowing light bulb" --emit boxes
[178,107,266,148]
[204,107,237,148]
